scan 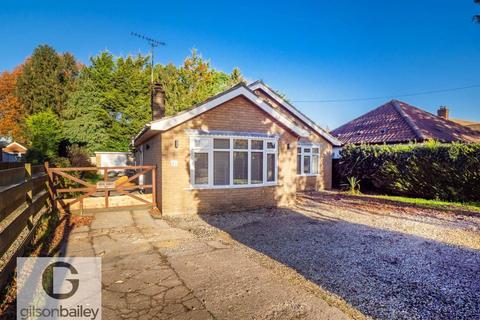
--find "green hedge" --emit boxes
[338,141,480,202]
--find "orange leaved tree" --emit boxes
[0,66,26,142]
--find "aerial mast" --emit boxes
[131,32,166,85]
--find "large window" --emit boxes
[190,135,278,188]
[297,145,320,175]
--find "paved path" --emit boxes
[65,209,348,320]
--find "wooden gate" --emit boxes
[46,164,157,213]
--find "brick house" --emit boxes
[133,81,341,215]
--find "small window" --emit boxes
[267,153,275,182]
[267,141,276,149]
[234,139,248,149]
[214,139,230,149]
[251,152,263,184]
[297,154,301,174]
[303,155,311,174]
[194,153,208,184]
[251,140,264,150]
[214,151,230,185]
[194,138,209,149]
[312,148,319,154]
[233,151,248,184]
[304,148,311,153]
[297,147,302,154]
[312,154,319,174]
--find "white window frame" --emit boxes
[189,134,278,189]
[297,144,321,176]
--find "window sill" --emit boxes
[297,173,320,177]
[186,183,278,190]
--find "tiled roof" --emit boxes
[331,100,480,145]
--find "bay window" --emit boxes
[190,134,278,188]
[297,145,320,175]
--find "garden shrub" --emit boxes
[338,141,480,202]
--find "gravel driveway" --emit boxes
[184,192,480,320]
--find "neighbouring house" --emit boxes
[1,141,27,162]
[331,100,480,147]
[133,81,341,215]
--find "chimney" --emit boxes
[151,83,165,120]
[437,106,449,119]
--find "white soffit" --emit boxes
[149,85,309,137]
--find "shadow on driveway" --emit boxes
[200,208,480,319]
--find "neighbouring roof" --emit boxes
[2,141,28,154]
[331,100,480,145]
[450,118,480,132]
[134,82,340,146]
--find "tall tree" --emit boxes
[157,49,243,115]
[0,66,25,142]
[16,45,79,116]
[63,52,151,152]
[63,50,243,152]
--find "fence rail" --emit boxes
[46,165,157,214]
[0,163,51,290]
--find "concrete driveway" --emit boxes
[64,191,480,320]
[64,208,348,320]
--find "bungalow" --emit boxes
[133,81,341,215]
[331,100,480,146]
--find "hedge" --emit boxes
[337,141,480,202]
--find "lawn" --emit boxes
[354,193,480,213]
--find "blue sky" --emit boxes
[1,0,479,129]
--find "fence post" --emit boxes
[44,161,55,211]
[25,163,33,229]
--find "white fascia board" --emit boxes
[150,86,309,137]
[249,82,342,146]
[6,141,27,151]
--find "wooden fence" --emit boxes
[0,163,51,290]
[47,165,157,214]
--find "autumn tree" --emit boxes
[0,66,25,142]
[16,45,79,116]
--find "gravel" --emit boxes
[169,193,480,320]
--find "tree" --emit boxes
[63,52,151,152]
[25,110,63,161]
[0,66,26,142]
[156,49,243,115]
[475,0,480,23]
[63,49,243,152]
[16,45,79,116]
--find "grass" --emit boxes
[356,193,480,213]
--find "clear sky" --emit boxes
[1,0,479,129]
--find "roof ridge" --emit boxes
[391,100,426,141]
[248,81,342,146]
